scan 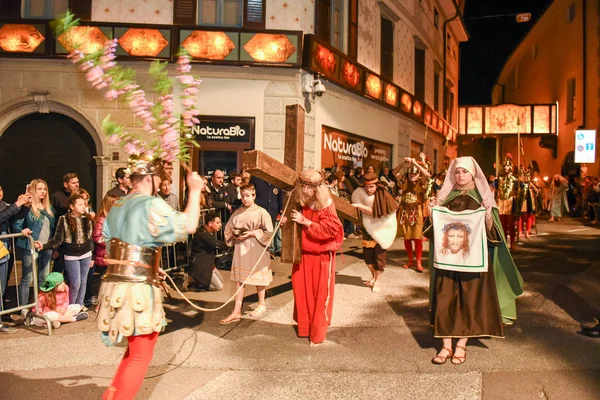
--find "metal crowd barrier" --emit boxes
[0,233,53,336]
[160,207,231,274]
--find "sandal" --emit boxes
[431,347,453,365]
[219,316,242,325]
[403,260,414,269]
[451,345,467,365]
[248,305,267,317]
[416,262,424,273]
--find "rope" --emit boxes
[165,188,295,312]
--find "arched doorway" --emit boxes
[0,113,97,203]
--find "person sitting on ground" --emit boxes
[31,272,88,329]
[185,212,226,292]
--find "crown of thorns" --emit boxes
[442,222,471,234]
[296,172,325,188]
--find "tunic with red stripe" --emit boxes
[292,200,343,344]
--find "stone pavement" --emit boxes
[1,217,600,399]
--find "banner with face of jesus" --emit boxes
[431,206,488,273]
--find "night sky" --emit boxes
[459,0,554,105]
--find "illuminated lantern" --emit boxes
[314,44,337,75]
[424,108,432,125]
[342,60,361,88]
[58,26,107,54]
[400,93,412,113]
[413,100,423,117]
[365,74,382,99]
[0,24,44,52]
[118,28,168,57]
[384,84,397,106]
[243,33,296,62]
[182,31,235,60]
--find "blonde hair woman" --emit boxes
[12,179,56,307]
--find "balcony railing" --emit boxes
[302,34,457,142]
[0,19,302,67]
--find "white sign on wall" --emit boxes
[575,129,596,163]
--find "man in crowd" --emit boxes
[162,160,174,178]
[209,170,231,224]
[251,176,283,257]
[226,172,243,209]
[106,167,130,198]
[51,172,79,218]
[184,213,226,292]
[286,169,343,346]
[158,175,179,211]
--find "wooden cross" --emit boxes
[243,104,359,264]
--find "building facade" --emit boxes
[491,0,600,178]
[0,0,467,206]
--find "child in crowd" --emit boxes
[32,272,88,329]
[88,194,118,308]
[35,194,93,308]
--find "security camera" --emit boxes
[313,79,326,97]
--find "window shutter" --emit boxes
[315,0,331,43]
[0,0,22,18]
[244,0,265,29]
[69,0,92,20]
[348,0,358,59]
[173,0,197,25]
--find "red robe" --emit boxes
[292,201,344,344]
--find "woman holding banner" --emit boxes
[426,157,523,365]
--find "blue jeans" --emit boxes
[270,218,282,256]
[19,248,52,306]
[0,258,8,307]
[64,256,91,305]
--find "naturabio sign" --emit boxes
[193,117,254,144]
[321,125,392,171]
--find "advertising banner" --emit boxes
[193,117,254,144]
[321,126,393,172]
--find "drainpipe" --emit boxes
[582,0,587,127]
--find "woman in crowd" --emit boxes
[35,194,93,307]
[220,184,273,324]
[427,156,523,365]
[13,179,55,308]
[88,194,118,307]
[548,174,569,222]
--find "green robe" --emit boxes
[428,189,524,323]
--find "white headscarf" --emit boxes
[437,156,497,209]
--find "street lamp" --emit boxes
[465,12,532,23]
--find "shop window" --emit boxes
[316,0,358,58]
[23,0,68,18]
[567,78,576,122]
[173,0,264,28]
[414,47,426,102]
[380,16,394,81]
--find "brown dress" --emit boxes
[430,193,504,338]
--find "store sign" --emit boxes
[192,117,254,143]
[574,129,596,163]
[321,126,392,171]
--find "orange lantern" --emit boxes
[314,44,337,76]
[182,31,235,60]
[58,26,108,54]
[400,93,412,113]
[413,100,423,117]
[0,24,44,53]
[342,60,360,88]
[365,74,382,99]
[243,33,296,62]
[118,28,168,57]
[384,84,397,106]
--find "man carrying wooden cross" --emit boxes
[282,170,343,347]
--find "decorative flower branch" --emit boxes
[53,11,201,164]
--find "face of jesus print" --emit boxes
[440,222,471,259]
